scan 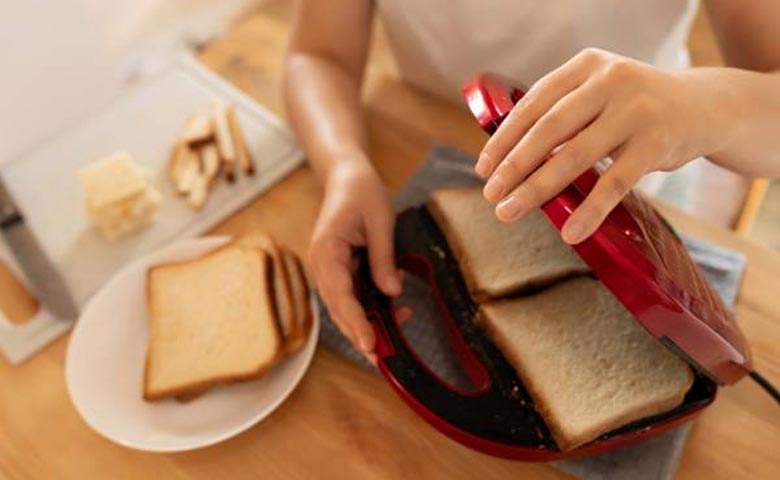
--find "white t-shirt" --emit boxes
[376,0,699,103]
[375,0,702,205]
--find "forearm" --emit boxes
[703,0,780,72]
[698,0,780,176]
[685,67,780,177]
[283,52,371,183]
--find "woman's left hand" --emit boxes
[475,48,741,244]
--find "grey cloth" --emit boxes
[317,144,747,480]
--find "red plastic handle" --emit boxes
[462,73,527,134]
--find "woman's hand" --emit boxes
[475,48,742,244]
[308,163,403,363]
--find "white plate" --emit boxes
[65,236,319,452]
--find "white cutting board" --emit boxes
[0,55,304,308]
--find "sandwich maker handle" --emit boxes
[461,73,527,134]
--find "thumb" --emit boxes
[365,209,402,297]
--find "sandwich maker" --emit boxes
[355,73,769,461]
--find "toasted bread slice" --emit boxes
[427,188,589,301]
[280,247,312,353]
[144,245,282,401]
[477,277,693,450]
[240,233,297,348]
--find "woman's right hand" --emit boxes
[308,163,403,363]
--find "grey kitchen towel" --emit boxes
[317,144,747,480]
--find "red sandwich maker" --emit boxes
[355,73,754,461]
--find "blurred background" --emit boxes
[0,0,777,249]
[0,0,254,164]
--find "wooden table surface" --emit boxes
[1,4,778,479]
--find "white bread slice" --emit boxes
[478,277,693,450]
[144,245,282,401]
[240,233,297,348]
[280,247,312,353]
[427,188,589,301]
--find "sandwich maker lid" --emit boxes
[461,73,751,385]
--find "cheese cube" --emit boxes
[80,152,162,240]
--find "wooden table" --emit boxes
[1,5,778,479]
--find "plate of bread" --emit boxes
[66,234,317,452]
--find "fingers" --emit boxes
[561,138,657,244]
[310,237,376,355]
[365,206,402,297]
[494,107,631,222]
[483,79,607,203]
[475,48,604,177]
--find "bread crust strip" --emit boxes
[187,143,221,210]
[168,141,200,196]
[226,106,255,175]
[181,112,214,146]
[210,100,237,182]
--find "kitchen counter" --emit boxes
[0,4,778,479]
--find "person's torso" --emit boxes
[375,0,699,103]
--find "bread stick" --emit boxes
[226,106,255,175]
[210,100,237,182]
[187,143,221,210]
[169,142,200,195]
